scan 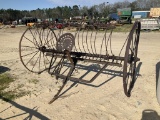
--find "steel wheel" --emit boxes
[19,26,57,73]
[123,21,141,97]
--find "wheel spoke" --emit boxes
[44,54,50,63]
[21,50,39,57]
[23,36,37,47]
[43,52,47,69]
[44,36,56,47]
[36,28,43,46]
[44,28,50,46]
[29,28,40,47]
[25,51,39,66]
[21,46,37,49]
[39,51,42,72]
[32,52,41,71]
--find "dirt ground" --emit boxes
[0,26,160,120]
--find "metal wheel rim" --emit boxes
[123,21,141,97]
[19,26,57,73]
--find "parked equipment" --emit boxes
[21,17,37,26]
[117,8,132,24]
[19,21,141,104]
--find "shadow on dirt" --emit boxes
[60,62,142,87]
[141,109,160,120]
[55,62,142,100]
[0,66,10,74]
[0,66,49,119]
[0,96,50,120]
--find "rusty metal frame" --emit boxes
[19,21,141,104]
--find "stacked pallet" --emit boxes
[140,18,160,30]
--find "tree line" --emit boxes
[0,0,160,23]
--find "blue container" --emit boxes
[132,11,150,18]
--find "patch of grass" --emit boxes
[0,90,30,102]
[0,73,14,91]
[113,24,133,32]
[28,79,39,84]
[0,73,15,101]
[0,73,29,102]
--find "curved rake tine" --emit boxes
[99,29,107,61]
[86,30,91,54]
[77,30,82,53]
[82,30,87,54]
[109,30,114,56]
[104,29,109,57]
[93,30,98,60]
[73,30,79,52]
[90,30,95,55]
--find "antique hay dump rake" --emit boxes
[19,21,141,104]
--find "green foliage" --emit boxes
[0,73,14,90]
[0,90,30,102]
[0,73,29,101]
[0,0,160,22]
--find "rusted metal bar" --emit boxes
[45,50,140,62]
